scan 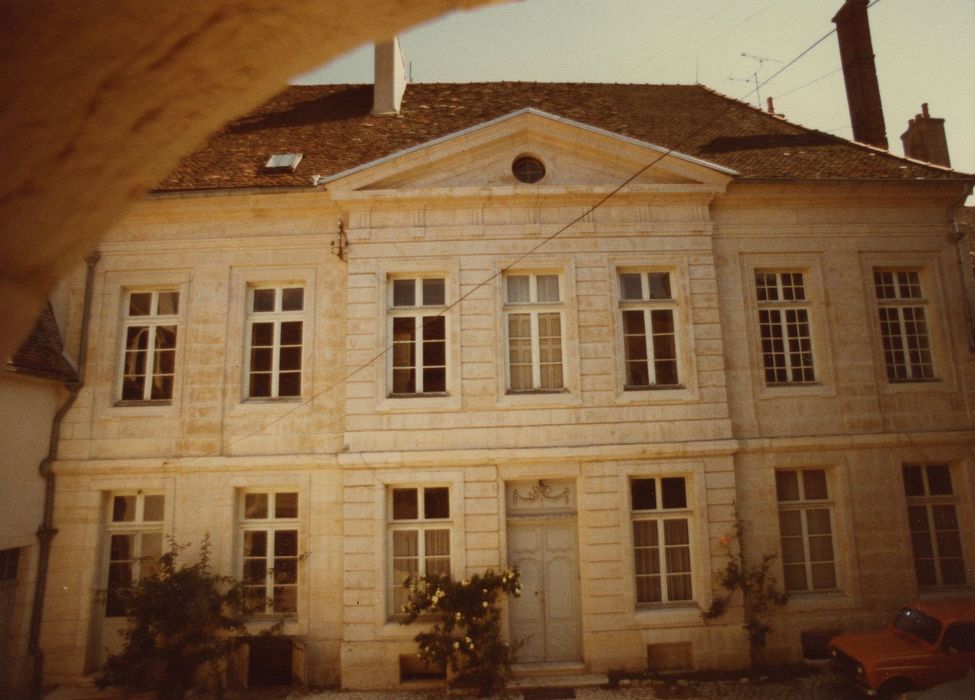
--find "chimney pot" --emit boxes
[901,102,951,167]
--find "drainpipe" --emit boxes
[28,250,99,700]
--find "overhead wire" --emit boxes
[185,8,879,460]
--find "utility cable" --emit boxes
[184,13,880,459]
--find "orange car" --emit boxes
[829,599,975,698]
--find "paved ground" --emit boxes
[252,669,863,700]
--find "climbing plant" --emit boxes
[401,568,521,697]
[701,507,788,665]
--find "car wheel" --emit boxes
[878,678,915,699]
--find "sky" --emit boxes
[294,0,975,182]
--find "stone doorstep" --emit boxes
[508,665,610,691]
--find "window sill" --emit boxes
[757,382,835,400]
[376,391,460,413]
[497,388,580,409]
[633,602,702,628]
[617,385,697,404]
[114,399,173,407]
[918,586,972,600]
[880,378,947,395]
[783,590,855,612]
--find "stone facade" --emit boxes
[36,104,975,692]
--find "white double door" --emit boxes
[507,516,582,663]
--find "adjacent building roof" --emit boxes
[7,303,77,383]
[157,82,973,192]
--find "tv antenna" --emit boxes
[729,52,783,108]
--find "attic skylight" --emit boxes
[264,153,303,172]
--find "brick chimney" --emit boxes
[372,38,406,115]
[832,0,888,149]
[901,103,951,168]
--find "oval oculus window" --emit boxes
[512,156,546,184]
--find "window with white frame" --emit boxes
[775,469,837,592]
[119,290,179,401]
[504,273,564,392]
[388,277,447,396]
[902,464,967,587]
[245,286,304,399]
[240,490,299,614]
[874,270,935,381]
[388,486,451,615]
[755,272,815,384]
[104,493,165,617]
[631,477,692,604]
[619,271,679,388]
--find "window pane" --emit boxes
[274,558,297,584]
[776,471,800,502]
[243,531,267,557]
[273,586,297,613]
[274,530,298,557]
[631,479,657,510]
[778,510,802,537]
[620,273,643,300]
[902,465,924,496]
[245,493,269,519]
[141,533,163,578]
[112,496,136,522]
[244,559,267,584]
[393,489,418,520]
[425,529,450,557]
[275,492,298,518]
[278,371,301,396]
[806,508,832,536]
[281,287,303,311]
[393,279,415,307]
[663,518,689,546]
[647,273,671,300]
[157,291,179,315]
[249,373,271,398]
[802,470,828,500]
[128,293,152,316]
[422,278,445,306]
[280,321,303,346]
[253,288,275,312]
[622,309,646,336]
[536,275,560,302]
[811,562,837,589]
[143,495,165,522]
[251,322,273,348]
[424,487,450,519]
[393,530,418,558]
[926,465,953,495]
[661,478,686,509]
[506,276,530,303]
[784,564,808,592]
[110,533,133,560]
[755,273,777,302]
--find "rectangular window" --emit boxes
[504,273,564,392]
[246,286,304,398]
[119,290,179,401]
[631,477,692,604]
[619,271,679,388]
[903,464,967,587]
[388,277,447,396]
[240,490,299,614]
[775,469,837,592]
[874,270,934,381]
[389,486,451,615]
[104,493,165,617]
[755,272,815,384]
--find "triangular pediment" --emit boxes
[324,109,735,194]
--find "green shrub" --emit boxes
[401,568,521,696]
[95,537,247,700]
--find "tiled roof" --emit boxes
[7,303,77,383]
[157,82,973,191]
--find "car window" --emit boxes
[943,623,975,652]
[893,607,942,644]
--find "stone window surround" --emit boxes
[775,468,838,593]
[371,259,461,413]
[238,487,301,616]
[740,253,834,400]
[493,257,580,408]
[97,270,190,418]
